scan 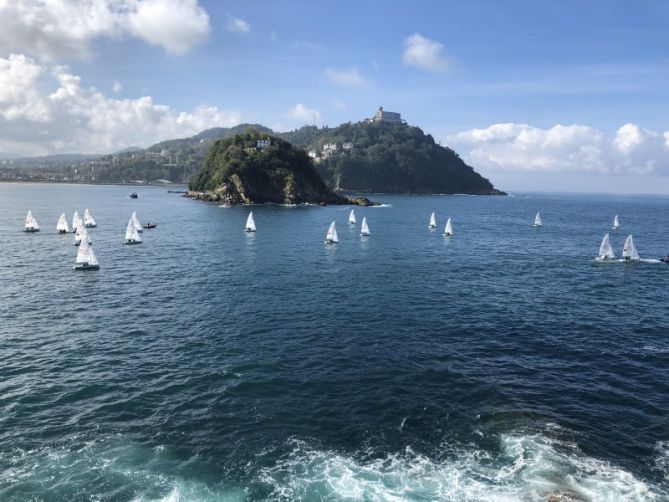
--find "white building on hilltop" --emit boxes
[371,106,402,124]
[257,138,271,149]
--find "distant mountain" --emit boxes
[188,129,371,206]
[113,146,144,155]
[147,123,272,153]
[280,122,504,195]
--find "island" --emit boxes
[187,130,374,206]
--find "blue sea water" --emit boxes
[0,183,668,501]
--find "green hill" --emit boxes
[188,129,371,205]
[280,121,504,195]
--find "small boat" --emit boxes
[56,212,69,234]
[325,221,338,244]
[348,209,356,225]
[360,217,370,236]
[613,215,620,230]
[73,234,99,270]
[533,212,542,227]
[84,208,97,228]
[622,234,640,261]
[142,222,157,229]
[596,233,615,261]
[124,218,142,244]
[129,192,138,199]
[131,211,143,233]
[24,210,40,232]
[245,211,256,232]
[74,225,91,247]
[444,217,453,236]
[429,212,437,229]
[72,210,81,231]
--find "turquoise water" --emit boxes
[0,183,668,501]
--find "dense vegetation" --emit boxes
[188,129,353,205]
[280,122,504,194]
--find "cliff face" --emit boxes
[281,122,505,195]
[188,130,373,206]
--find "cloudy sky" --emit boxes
[1,0,668,193]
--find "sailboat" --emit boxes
[84,208,97,228]
[325,221,338,244]
[596,233,615,261]
[131,211,143,233]
[444,217,453,236]
[72,211,81,231]
[533,212,542,227]
[73,234,99,270]
[24,210,40,232]
[57,213,69,233]
[429,212,437,229]
[245,211,256,232]
[360,217,370,236]
[348,209,356,225]
[124,218,142,244]
[74,221,90,246]
[612,215,620,230]
[622,234,640,261]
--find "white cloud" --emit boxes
[0,53,241,156]
[331,99,347,111]
[449,122,669,176]
[112,80,122,93]
[402,33,449,72]
[225,13,250,33]
[324,67,369,87]
[0,0,210,61]
[285,103,321,126]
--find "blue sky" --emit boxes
[1,0,668,192]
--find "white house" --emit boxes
[257,139,272,149]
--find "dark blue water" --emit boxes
[1,183,668,501]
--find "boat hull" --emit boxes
[73,264,99,270]
[24,228,39,232]
[124,240,141,245]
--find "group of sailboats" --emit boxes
[323,210,371,244]
[595,215,649,262]
[428,213,453,236]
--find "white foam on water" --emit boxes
[655,441,669,481]
[259,435,667,501]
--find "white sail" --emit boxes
[429,212,437,228]
[84,208,97,228]
[131,211,143,233]
[444,217,453,236]
[75,233,98,267]
[360,217,370,236]
[597,233,615,260]
[88,245,99,266]
[613,215,620,230]
[74,220,89,245]
[349,209,356,225]
[25,210,39,231]
[534,212,542,226]
[245,211,256,232]
[124,218,141,243]
[72,210,81,230]
[57,213,69,233]
[325,221,338,243]
[622,234,640,261]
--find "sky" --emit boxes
[1,0,668,193]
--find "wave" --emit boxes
[259,435,665,501]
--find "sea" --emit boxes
[0,182,668,501]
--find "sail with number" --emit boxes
[360,217,370,236]
[72,211,81,231]
[57,213,69,233]
[131,211,143,233]
[24,210,39,231]
[349,209,356,225]
[429,212,437,229]
[325,221,338,244]
[245,212,256,232]
[597,233,615,260]
[444,217,453,236]
[75,233,99,269]
[613,215,620,230]
[84,208,97,228]
[622,234,639,261]
[534,212,542,227]
[124,218,141,244]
